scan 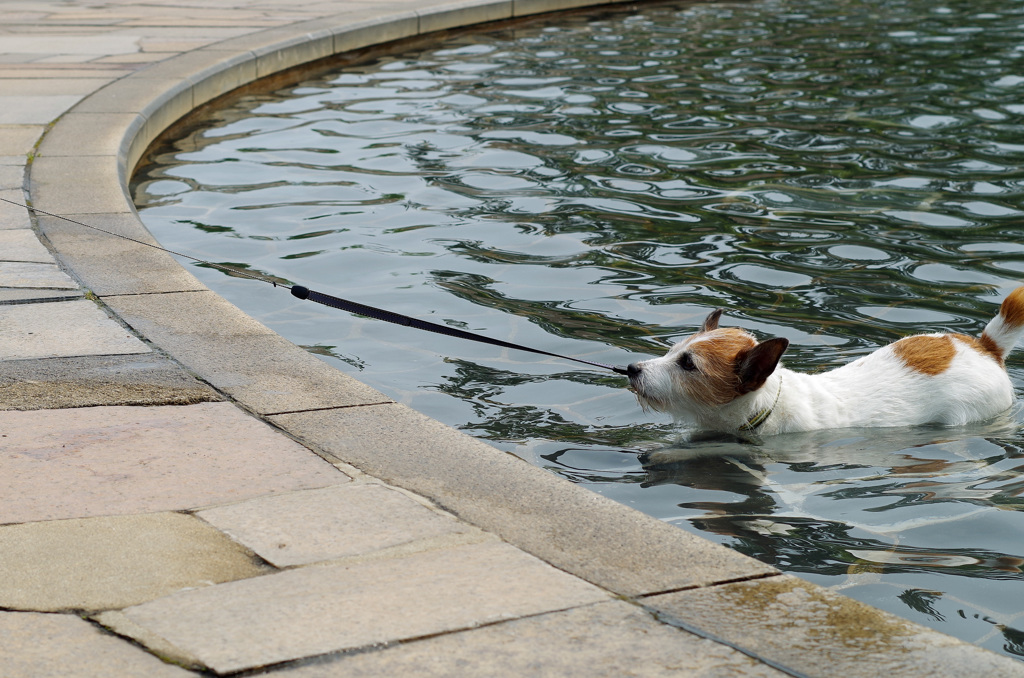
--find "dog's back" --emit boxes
[795,286,1024,430]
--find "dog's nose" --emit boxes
[626,362,642,378]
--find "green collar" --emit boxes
[739,376,782,433]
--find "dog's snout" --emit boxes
[626,362,642,378]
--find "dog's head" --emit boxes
[626,309,789,422]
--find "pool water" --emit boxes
[133,0,1024,659]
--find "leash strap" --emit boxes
[291,285,628,375]
[0,198,625,375]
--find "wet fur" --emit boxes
[627,287,1024,435]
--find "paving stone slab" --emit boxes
[98,540,608,674]
[0,35,142,55]
[0,95,84,124]
[0,260,78,288]
[272,600,786,678]
[0,229,54,263]
[0,77,117,97]
[0,512,269,612]
[0,298,151,361]
[0,125,42,158]
[0,611,193,678]
[645,574,1024,678]
[272,402,777,597]
[198,483,475,567]
[0,67,136,79]
[0,164,23,189]
[0,352,221,410]
[0,189,32,229]
[0,401,348,524]
[104,291,393,414]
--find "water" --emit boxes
[133,0,1024,659]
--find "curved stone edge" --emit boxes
[24,1,1024,674]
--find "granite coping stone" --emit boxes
[266,600,788,678]
[104,290,394,414]
[70,49,256,114]
[33,111,142,158]
[512,0,621,14]
[34,212,210,296]
[327,10,422,58]
[0,512,270,612]
[0,611,194,678]
[417,0,513,34]
[0,401,349,524]
[644,574,1024,678]
[271,402,779,597]
[97,540,610,674]
[29,154,131,216]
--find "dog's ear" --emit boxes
[735,337,789,394]
[701,309,724,333]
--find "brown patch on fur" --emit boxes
[999,286,1024,327]
[893,335,955,376]
[953,333,1004,366]
[684,329,757,405]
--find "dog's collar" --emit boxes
[739,376,782,433]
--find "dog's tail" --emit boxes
[981,286,1024,363]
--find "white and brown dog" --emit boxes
[627,287,1024,435]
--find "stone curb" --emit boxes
[31,0,782,601]
[10,0,1024,676]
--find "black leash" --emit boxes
[4,198,627,375]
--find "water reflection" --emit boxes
[134,0,1024,660]
[632,423,1024,655]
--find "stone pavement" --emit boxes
[1,1,1023,676]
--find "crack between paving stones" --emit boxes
[222,600,613,677]
[0,293,85,305]
[263,400,396,417]
[643,603,811,678]
[627,572,810,678]
[634,570,783,599]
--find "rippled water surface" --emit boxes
[134,0,1024,658]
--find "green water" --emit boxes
[134,0,1024,658]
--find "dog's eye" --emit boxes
[678,353,697,371]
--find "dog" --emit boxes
[626,287,1024,435]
